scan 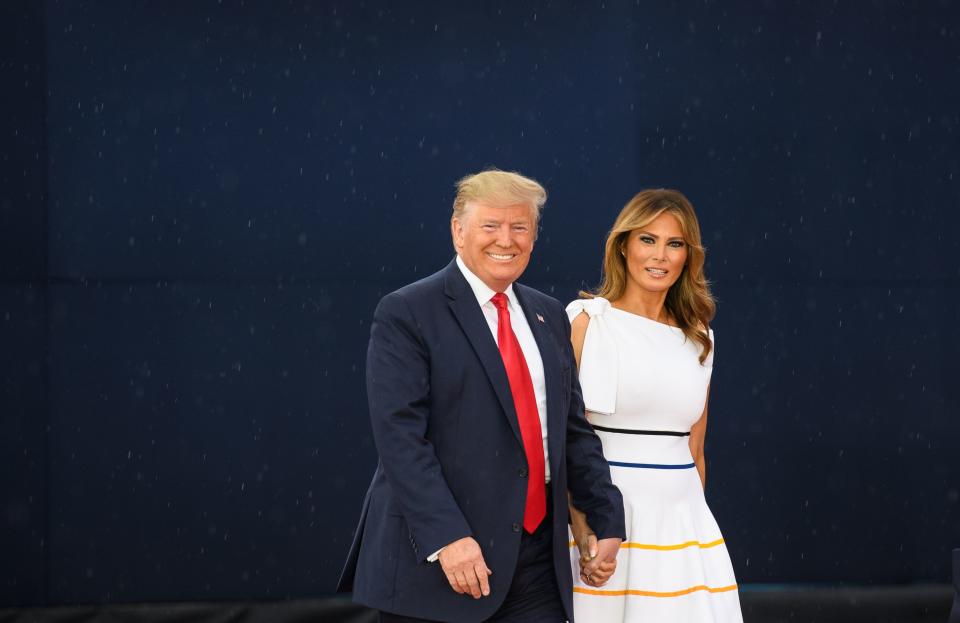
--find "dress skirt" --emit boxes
[569,428,743,623]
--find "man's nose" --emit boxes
[495,225,512,246]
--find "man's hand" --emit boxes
[580,537,621,587]
[438,536,493,599]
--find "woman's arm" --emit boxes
[568,492,595,557]
[567,311,617,585]
[688,384,710,489]
[570,311,589,368]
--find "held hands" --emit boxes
[438,536,492,599]
[579,536,621,587]
[570,504,620,587]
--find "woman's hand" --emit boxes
[580,537,620,586]
[569,501,616,586]
[569,503,596,559]
[580,555,616,586]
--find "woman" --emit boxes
[567,189,743,622]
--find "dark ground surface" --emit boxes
[0,586,954,623]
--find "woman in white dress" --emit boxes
[567,189,743,622]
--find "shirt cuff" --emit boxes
[427,547,444,562]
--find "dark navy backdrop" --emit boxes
[1,0,958,607]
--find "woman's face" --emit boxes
[623,211,688,295]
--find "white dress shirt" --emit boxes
[455,255,550,482]
[428,257,552,563]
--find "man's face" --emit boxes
[452,200,536,292]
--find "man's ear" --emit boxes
[451,217,464,249]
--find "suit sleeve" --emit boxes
[365,291,472,562]
[561,307,627,541]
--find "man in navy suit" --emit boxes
[338,169,625,622]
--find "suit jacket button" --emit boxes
[519,467,528,477]
[512,523,521,533]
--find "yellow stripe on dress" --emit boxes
[574,584,738,598]
[568,538,725,551]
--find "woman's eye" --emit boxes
[640,236,655,244]
[669,241,686,248]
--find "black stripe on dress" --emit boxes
[590,424,690,437]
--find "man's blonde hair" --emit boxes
[451,168,547,223]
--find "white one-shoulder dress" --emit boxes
[567,297,743,623]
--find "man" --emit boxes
[338,169,624,622]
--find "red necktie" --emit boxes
[491,292,546,533]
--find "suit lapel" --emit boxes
[444,263,523,445]
[513,285,564,477]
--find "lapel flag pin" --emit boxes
[536,313,545,323]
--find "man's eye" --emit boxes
[512,226,528,232]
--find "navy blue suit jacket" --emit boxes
[337,260,624,622]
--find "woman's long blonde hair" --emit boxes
[583,189,716,363]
